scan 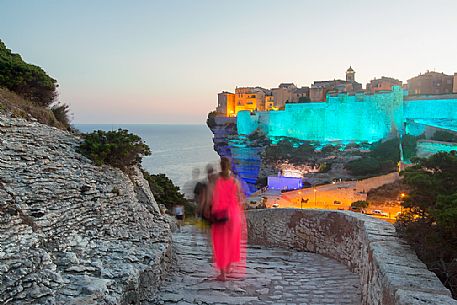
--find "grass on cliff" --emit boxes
[0,87,70,129]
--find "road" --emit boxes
[250,181,402,222]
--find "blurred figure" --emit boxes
[174,204,184,232]
[211,157,246,281]
[182,167,201,201]
[197,164,217,223]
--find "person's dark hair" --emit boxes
[206,164,214,175]
[220,157,231,179]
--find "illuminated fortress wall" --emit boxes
[238,87,404,143]
[237,87,457,143]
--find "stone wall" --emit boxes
[355,172,399,193]
[246,209,457,305]
[0,115,172,304]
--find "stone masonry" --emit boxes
[0,115,172,304]
[155,226,361,305]
[246,209,457,305]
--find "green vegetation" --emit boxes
[431,130,457,143]
[265,140,315,163]
[0,87,68,129]
[345,136,421,177]
[51,103,71,129]
[397,152,457,297]
[402,134,421,161]
[321,144,341,154]
[0,39,57,107]
[350,200,368,211]
[78,129,151,170]
[206,111,217,129]
[143,172,194,216]
[0,40,70,129]
[318,162,331,173]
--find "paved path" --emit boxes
[154,226,361,305]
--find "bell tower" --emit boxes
[346,66,355,82]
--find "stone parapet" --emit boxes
[246,209,457,305]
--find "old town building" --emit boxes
[366,77,402,94]
[407,71,455,95]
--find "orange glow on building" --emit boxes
[235,88,257,114]
[265,95,274,111]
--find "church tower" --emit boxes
[346,66,355,82]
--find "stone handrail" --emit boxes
[246,209,457,305]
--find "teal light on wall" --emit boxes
[237,87,457,143]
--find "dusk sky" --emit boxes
[1,0,456,124]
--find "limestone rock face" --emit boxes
[0,115,172,304]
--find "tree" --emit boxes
[351,200,368,211]
[0,39,57,107]
[345,138,401,176]
[398,151,457,297]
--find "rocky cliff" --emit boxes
[0,115,172,304]
[208,117,264,194]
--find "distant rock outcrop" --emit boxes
[0,115,172,304]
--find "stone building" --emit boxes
[272,83,310,108]
[309,67,362,102]
[216,91,236,116]
[231,87,271,114]
[407,71,456,95]
[366,76,402,94]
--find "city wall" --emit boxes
[355,172,399,193]
[237,89,457,143]
[246,209,457,305]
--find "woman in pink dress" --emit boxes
[211,157,246,281]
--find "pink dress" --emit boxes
[211,176,246,276]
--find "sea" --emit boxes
[74,124,219,192]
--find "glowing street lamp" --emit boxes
[314,188,317,205]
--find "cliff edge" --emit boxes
[0,114,172,304]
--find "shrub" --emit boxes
[206,111,217,129]
[51,103,71,129]
[78,129,151,169]
[143,171,194,216]
[318,162,332,173]
[345,138,401,176]
[345,157,381,176]
[265,140,315,163]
